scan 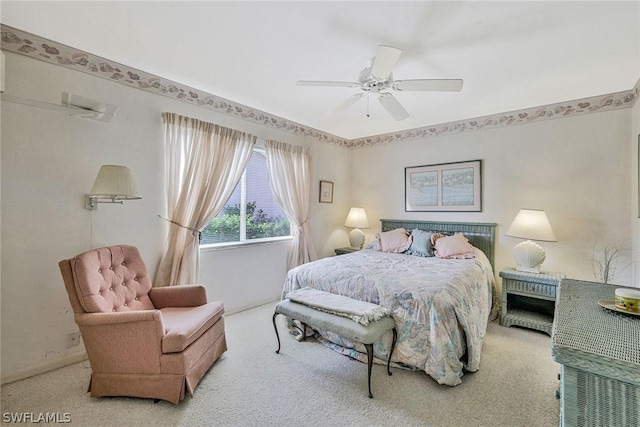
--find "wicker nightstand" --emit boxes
[334,247,359,255]
[499,268,565,335]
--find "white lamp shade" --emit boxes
[505,209,557,242]
[90,165,141,199]
[344,207,370,229]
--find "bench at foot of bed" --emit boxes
[272,298,397,398]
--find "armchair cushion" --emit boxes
[161,301,225,353]
[71,245,154,313]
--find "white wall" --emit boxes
[351,109,634,287]
[0,52,351,380]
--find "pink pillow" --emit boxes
[434,233,475,259]
[377,228,412,253]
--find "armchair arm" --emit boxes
[75,310,162,326]
[149,285,208,309]
[74,310,165,374]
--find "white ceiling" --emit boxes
[2,1,639,140]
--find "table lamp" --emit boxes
[344,207,370,249]
[505,209,557,273]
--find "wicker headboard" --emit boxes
[380,219,497,268]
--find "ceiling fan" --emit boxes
[297,45,463,121]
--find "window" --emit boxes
[200,148,291,246]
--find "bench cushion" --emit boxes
[275,299,394,344]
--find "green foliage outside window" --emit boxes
[200,201,290,244]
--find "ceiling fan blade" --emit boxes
[370,45,402,79]
[378,92,409,121]
[296,80,359,88]
[393,79,463,92]
[333,93,365,113]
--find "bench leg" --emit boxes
[365,343,374,398]
[365,327,396,399]
[272,312,281,354]
[387,328,397,376]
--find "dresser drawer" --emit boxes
[504,279,557,300]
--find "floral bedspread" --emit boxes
[282,248,496,386]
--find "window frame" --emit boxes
[199,146,292,250]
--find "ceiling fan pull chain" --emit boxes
[366,92,370,118]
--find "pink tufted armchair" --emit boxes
[58,245,227,404]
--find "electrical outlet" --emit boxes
[67,331,80,348]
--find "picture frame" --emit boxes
[405,160,482,212]
[319,180,334,203]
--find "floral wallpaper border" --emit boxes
[2,24,638,150]
[349,81,639,148]
[0,24,350,148]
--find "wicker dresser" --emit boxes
[551,279,640,427]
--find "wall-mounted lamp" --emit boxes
[505,209,557,273]
[85,165,142,210]
[344,207,370,249]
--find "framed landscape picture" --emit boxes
[405,160,482,212]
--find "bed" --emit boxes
[281,219,498,386]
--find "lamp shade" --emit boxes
[90,165,141,199]
[344,207,370,229]
[505,209,556,242]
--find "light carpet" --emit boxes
[1,301,560,426]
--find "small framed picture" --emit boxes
[319,180,334,203]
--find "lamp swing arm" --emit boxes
[86,194,127,209]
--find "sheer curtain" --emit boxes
[265,140,317,270]
[156,113,256,286]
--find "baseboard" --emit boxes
[1,352,88,385]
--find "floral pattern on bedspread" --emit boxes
[282,248,496,386]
